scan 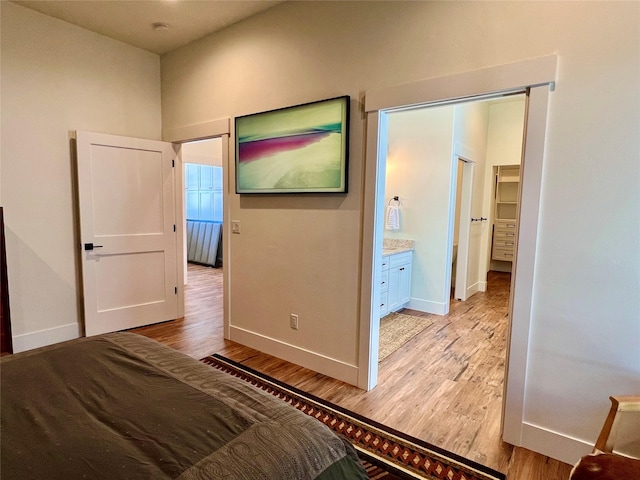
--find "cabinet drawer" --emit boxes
[493,238,516,249]
[494,229,517,239]
[380,291,389,316]
[381,255,390,271]
[494,219,517,231]
[380,270,389,293]
[492,247,515,261]
[389,251,412,268]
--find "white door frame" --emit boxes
[358,56,557,449]
[164,118,231,338]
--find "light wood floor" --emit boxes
[132,264,573,480]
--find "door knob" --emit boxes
[84,243,104,251]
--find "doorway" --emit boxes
[380,96,525,317]
[377,96,524,357]
[359,56,557,449]
[178,137,226,340]
[181,138,224,285]
[453,157,474,302]
[374,95,527,455]
[165,119,231,340]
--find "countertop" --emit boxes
[382,246,413,256]
[382,238,415,256]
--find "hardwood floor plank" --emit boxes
[132,265,574,479]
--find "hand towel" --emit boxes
[385,205,400,231]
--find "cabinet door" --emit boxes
[397,263,412,305]
[387,266,401,311]
[388,262,411,312]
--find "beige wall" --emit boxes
[161,0,639,462]
[0,3,162,350]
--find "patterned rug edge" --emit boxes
[200,354,506,480]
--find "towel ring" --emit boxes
[388,196,401,206]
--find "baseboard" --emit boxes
[228,325,359,386]
[521,421,592,465]
[477,281,487,292]
[12,322,81,353]
[465,282,481,298]
[407,298,448,315]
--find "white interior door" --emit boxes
[76,131,178,336]
[454,159,474,301]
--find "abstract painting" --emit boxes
[235,96,349,193]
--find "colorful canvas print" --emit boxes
[235,96,349,193]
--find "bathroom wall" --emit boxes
[385,105,455,314]
[385,99,492,312]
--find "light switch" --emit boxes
[231,221,240,234]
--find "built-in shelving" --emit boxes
[492,165,520,263]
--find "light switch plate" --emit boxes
[231,221,240,234]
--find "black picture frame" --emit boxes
[235,96,349,194]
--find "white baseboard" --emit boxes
[407,298,448,315]
[477,281,487,292]
[521,422,592,465]
[465,281,482,298]
[12,323,82,353]
[229,326,359,386]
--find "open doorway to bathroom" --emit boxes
[380,95,525,315]
[374,94,526,460]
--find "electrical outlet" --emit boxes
[290,314,298,330]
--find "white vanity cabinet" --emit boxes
[380,250,412,317]
[380,255,390,317]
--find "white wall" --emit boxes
[482,98,527,274]
[162,0,638,464]
[0,3,162,351]
[385,106,455,314]
[486,100,526,167]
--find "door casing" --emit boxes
[359,56,557,450]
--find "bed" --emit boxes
[0,332,368,480]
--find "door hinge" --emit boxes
[173,224,176,232]
[174,287,177,295]
[172,159,175,168]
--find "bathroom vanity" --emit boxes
[380,240,414,317]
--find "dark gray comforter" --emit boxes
[1,333,367,479]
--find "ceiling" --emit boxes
[11,0,285,55]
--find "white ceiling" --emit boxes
[11,0,285,55]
